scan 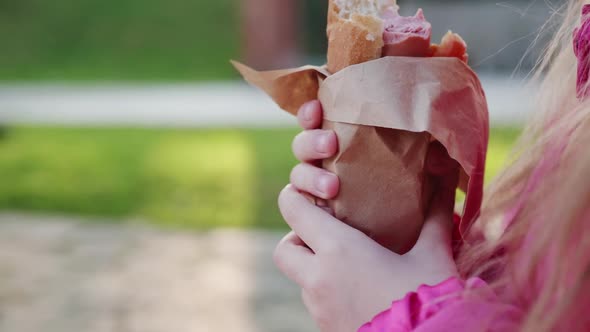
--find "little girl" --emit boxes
[273,1,590,331]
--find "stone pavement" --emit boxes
[0,213,317,332]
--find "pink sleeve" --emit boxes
[358,277,524,332]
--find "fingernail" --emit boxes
[303,102,314,121]
[316,132,331,154]
[315,174,333,195]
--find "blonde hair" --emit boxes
[457,1,590,331]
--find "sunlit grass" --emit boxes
[140,133,255,228]
[485,128,520,183]
[0,127,519,229]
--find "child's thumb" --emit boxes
[413,169,459,254]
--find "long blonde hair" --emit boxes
[457,1,590,331]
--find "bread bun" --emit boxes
[326,0,397,73]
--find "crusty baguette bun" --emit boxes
[327,0,397,73]
[326,0,468,73]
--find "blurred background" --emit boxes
[0,0,559,331]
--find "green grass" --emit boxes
[0,127,520,229]
[485,127,521,183]
[0,0,240,81]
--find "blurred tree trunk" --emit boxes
[240,0,302,70]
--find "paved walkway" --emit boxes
[0,213,317,332]
[0,76,535,127]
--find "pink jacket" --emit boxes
[358,277,523,331]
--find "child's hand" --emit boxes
[290,100,339,202]
[275,180,458,332]
[275,100,459,332]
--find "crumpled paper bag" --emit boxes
[233,56,489,253]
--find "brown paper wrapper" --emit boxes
[232,57,489,253]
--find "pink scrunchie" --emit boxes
[574,5,590,99]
